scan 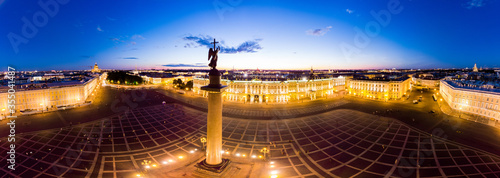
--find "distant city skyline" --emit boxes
[1,0,499,71]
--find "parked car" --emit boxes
[413,100,418,104]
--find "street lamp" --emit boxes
[260,147,269,160]
[40,103,44,113]
[200,137,207,150]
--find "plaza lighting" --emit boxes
[168,159,174,162]
[270,175,278,178]
[162,161,168,164]
[190,150,195,153]
[145,165,150,169]
[178,156,184,159]
[136,174,141,177]
[152,164,157,167]
[252,155,257,158]
[236,153,241,157]
[270,170,278,175]
[220,151,225,154]
[242,154,246,157]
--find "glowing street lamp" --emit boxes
[200,137,207,150]
[260,147,269,160]
[141,160,152,171]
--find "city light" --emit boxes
[178,156,183,159]
[162,161,168,165]
[252,155,257,158]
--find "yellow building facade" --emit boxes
[346,77,411,100]
[440,80,500,122]
[0,73,105,117]
[193,77,345,103]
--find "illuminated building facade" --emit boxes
[440,80,500,122]
[91,63,101,73]
[346,77,411,100]
[0,73,106,117]
[193,77,345,103]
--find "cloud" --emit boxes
[306,26,332,36]
[182,35,263,53]
[162,63,207,67]
[131,34,145,40]
[97,25,103,32]
[123,57,138,60]
[346,9,354,14]
[465,0,486,8]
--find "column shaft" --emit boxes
[206,91,223,165]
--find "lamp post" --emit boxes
[141,159,151,173]
[40,103,44,113]
[200,137,207,151]
[260,147,269,160]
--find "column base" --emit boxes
[194,158,231,176]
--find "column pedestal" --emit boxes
[195,69,230,176]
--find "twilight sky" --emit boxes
[0,0,499,71]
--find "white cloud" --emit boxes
[131,34,145,40]
[346,9,354,14]
[306,26,332,36]
[465,0,486,9]
[97,25,103,32]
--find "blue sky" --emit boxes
[0,0,499,71]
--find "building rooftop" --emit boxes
[443,79,500,94]
[0,77,95,93]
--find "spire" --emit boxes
[473,63,478,72]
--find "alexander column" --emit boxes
[196,39,231,175]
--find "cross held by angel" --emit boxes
[208,38,220,69]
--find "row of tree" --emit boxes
[106,71,143,85]
[173,79,193,89]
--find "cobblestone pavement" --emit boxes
[2,104,500,177]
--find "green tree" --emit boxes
[186,80,193,89]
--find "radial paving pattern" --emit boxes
[1,104,500,177]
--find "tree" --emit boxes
[186,80,193,89]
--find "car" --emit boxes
[413,100,418,104]
[429,110,435,113]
